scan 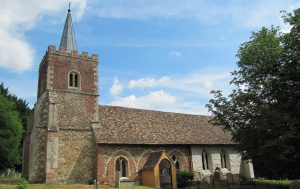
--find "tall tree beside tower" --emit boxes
[0,83,29,169]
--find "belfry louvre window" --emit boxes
[220,149,227,168]
[69,72,80,88]
[115,157,128,178]
[202,150,209,170]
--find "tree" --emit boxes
[0,83,30,133]
[206,9,300,179]
[0,83,30,170]
[0,94,23,169]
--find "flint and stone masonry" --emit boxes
[22,45,255,185]
[22,9,254,186]
[23,46,99,183]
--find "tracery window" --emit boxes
[69,71,80,88]
[171,154,180,171]
[202,150,210,170]
[220,149,227,168]
[115,157,128,177]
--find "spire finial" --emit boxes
[60,1,77,52]
[68,2,71,12]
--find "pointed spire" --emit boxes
[59,3,77,52]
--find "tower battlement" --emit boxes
[47,45,99,61]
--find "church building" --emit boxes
[22,8,254,187]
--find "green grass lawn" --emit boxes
[255,178,292,185]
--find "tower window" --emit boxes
[115,157,128,178]
[69,72,80,88]
[202,150,210,170]
[220,149,227,168]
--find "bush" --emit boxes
[176,171,194,186]
[16,178,29,189]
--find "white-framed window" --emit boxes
[115,156,128,178]
[69,71,80,88]
[202,150,210,170]
[220,149,227,168]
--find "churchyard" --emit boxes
[0,178,296,189]
[0,183,152,189]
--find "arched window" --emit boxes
[202,150,209,170]
[115,157,128,178]
[171,154,180,171]
[220,149,227,168]
[69,71,80,88]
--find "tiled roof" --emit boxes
[143,151,163,170]
[94,105,235,145]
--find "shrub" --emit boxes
[176,171,194,186]
[16,178,29,189]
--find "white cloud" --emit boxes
[110,90,211,115]
[110,77,123,96]
[0,0,87,72]
[108,71,232,115]
[236,1,299,28]
[129,76,170,88]
[0,29,34,71]
[110,90,177,109]
[128,72,231,98]
[92,0,300,28]
[169,50,182,58]
[280,24,292,33]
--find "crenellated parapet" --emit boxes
[47,45,99,61]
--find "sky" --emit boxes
[0,0,299,115]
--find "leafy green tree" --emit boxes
[206,9,300,179]
[0,94,23,169]
[0,83,30,133]
[0,83,30,170]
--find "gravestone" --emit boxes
[226,173,233,184]
[115,171,120,188]
[214,171,220,182]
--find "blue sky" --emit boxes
[0,0,299,115]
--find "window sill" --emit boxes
[120,177,129,182]
[68,87,80,90]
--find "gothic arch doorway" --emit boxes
[159,159,172,189]
[141,151,177,189]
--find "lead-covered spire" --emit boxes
[59,3,77,51]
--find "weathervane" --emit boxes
[68,2,71,12]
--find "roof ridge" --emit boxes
[99,105,212,117]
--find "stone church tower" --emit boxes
[22,8,99,183]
